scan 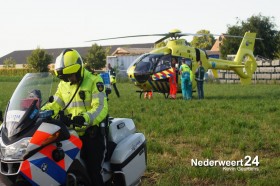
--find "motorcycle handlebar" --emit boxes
[71,121,88,128]
[41,110,88,128]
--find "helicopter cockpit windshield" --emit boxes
[134,54,172,83]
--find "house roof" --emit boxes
[211,39,220,51]
[210,35,224,51]
[0,43,153,65]
[111,47,153,56]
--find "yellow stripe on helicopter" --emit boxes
[152,68,174,80]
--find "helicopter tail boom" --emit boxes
[208,32,257,84]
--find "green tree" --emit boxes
[3,57,16,68]
[220,14,280,59]
[190,30,215,50]
[84,44,107,70]
[27,48,53,72]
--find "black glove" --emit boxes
[59,112,72,126]
[72,115,85,126]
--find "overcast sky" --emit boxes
[0,0,279,57]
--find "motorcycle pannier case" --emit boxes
[109,119,147,186]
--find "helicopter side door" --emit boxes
[154,55,171,73]
[152,55,173,80]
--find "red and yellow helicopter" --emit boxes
[88,29,259,98]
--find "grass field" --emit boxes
[1,80,280,185]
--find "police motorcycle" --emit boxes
[0,72,147,186]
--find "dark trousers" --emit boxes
[196,80,204,99]
[112,83,120,97]
[81,126,105,186]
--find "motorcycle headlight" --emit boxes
[0,137,31,160]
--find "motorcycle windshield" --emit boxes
[3,72,54,138]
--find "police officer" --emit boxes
[43,49,108,185]
[108,63,120,98]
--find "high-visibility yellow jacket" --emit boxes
[180,64,193,81]
[110,75,116,84]
[43,69,108,135]
[180,63,190,73]
[109,68,117,84]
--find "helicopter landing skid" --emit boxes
[136,90,169,99]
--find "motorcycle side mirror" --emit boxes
[0,111,3,122]
[49,96,54,103]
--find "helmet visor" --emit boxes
[62,64,81,74]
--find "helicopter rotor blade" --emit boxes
[178,33,263,40]
[155,35,170,45]
[222,34,263,40]
[86,30,263,43]
[85,33,167,42]
[154,31,185,44]
[177,33,204,37]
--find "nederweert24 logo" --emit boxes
[191,156,260,171]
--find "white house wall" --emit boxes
[107,55,141,77]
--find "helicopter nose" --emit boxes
[134,71,151,83]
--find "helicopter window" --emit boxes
[134,54,162,73]
[134,59,152,72]
[155,55,172,73]
[128,53,148,70]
